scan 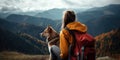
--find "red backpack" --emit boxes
[65,27,96,60]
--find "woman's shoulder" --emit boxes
[60,28,69,35]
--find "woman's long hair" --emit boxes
[61,10,76,29]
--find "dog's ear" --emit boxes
[48,26,52,33]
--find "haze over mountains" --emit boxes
[0,4,120,56]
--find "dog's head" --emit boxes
[40,26,59,46]
[40,26,51,37]
[40,26,59,43]
[40,26,53,38]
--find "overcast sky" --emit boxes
[0,0,120,12]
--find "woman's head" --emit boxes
[62,10,76,29]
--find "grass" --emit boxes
[0,51,119,60]
[96,56,116,60]
[0,51,49,60]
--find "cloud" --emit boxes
[62,0,120,8]
[0,0,120,12]
[0,0,67,11]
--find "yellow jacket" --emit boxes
[59,21,87,59]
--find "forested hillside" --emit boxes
[95,28,120,57]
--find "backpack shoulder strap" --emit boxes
[64,27,71,34]
[64,27,74,38]
[64,27,76,45]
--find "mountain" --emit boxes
[77,4,120,23]
[0,18,45,39]
[0,18,49,54]
[0,28,48,54]
[16,10,43,16]
[95,28,120,57]
[35,8,65,20]
[6,14,56,27]
[76,4,120,36]
[0,12,10,19]
[35,8,88,20]
[86,13,120,36]
[19,33,47,46]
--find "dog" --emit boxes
[40,26,59,60]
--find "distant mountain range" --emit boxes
[77,4,120,23]
[35,8,88,20]
[0,18,45,39]
[35,8,65,20]
[6,14,62,32]
[0,12,10,19]
[6,14,55,27]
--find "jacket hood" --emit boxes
[66,22,87,32]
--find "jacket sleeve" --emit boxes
[59,29,71,59]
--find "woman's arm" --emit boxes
[60,29,73,59]
[60,30,69,59]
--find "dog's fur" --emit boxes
[40,26,59,60]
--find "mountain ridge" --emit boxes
[95,28,120,57]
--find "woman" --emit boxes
[50,10,87,60]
